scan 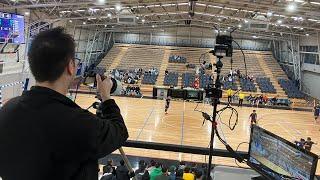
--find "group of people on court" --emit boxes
[294,137,316,152]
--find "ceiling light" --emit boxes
[24,11,30,16]
[115,4,121,11]
[238,24,242,28]
[107,13,112,17]
[104,25,107,27]
[152,25,155,28]
[310,1,320,5]
[97,0,105,4]
[267,11,273,17]
[83,22,86,25]
[272,33,275,36]
[142,19,145,23]
[136,16,139,19]
[69,20,72,23]
[300,27,304,30]
[277,19,282,24]
[244,20,249,23]
[252,35,258,39]
[287,2,297,12]
[306,33,309,36]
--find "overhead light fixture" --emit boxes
[104,24,107,27]
[252,35,258,39]
[107,13,112,17]
[142,19,145,23]
[306,33,309,36]
[272,33,275,36]
[69,20,72,23]
[83,22,86,25]
[115,4,121,11]
[244,19,249,23]
[267,11,273,17]
[310,1,320,5]
[277,19,282,24]
[24,11,30,16]
[136,16,139,19]
[287,2,297,12]
[97,0,105,4]
[238,24,242,28]
[152,25,155,28]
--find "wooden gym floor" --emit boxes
[76,94,320,174]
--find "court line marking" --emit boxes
[181,111,185,145]
[136,107,155,141]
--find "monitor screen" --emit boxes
[0,12,25,44]
[248,125,318,180]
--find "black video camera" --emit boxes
[212,35,233,58]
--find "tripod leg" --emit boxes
[118,147,136,180]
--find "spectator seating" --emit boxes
[142,74,158,85]
[169,55,187,63]
[278,79,305,98]
[256,77,276,93]
[199,74,211,88]
[240,78,257,92]
[186,64,196,69]
[182,73,195,87]
[222,80,238,90]
[164,72,179,86]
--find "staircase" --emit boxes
[156,49,170,86]
[256,54,287,98]
[107,47,128,72]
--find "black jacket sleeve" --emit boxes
[74,99,129,159]
[96,99,129,157]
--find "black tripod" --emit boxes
[206,57,223,180]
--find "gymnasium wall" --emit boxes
[114,27,271,51]
[299,33,320,99]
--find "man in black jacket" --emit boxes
[0,27,128,180]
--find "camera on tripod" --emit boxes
[212,35,233,58]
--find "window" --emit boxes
[301,53,319,64]
[300,46,318,52]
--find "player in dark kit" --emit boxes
[165,96,171,114]
[249,110,258,127]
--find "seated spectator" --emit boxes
[147,160,157,173]
[103,159,114,175]
[155,166,169,180]
[195,170,203,180]
[262,95,268,105]
[182,167,195,180]
[100,165,116,180]
[150,163,163,180]
[168,166,176,180]
[135,160,150,180]
[165,69,169,76]
[294,138,306,149]
[304,137,317,152]
[116,160,130,180]
[176,162,186,179]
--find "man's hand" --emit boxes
[96,74,113,102]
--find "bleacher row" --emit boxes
[98,44,307,100]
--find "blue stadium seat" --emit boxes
[182,73,195,87]
[256,77,276,93]
[163,72,179,86]
[278,79,305,99]
[239,78,256,92]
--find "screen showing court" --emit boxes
[0,12,25,44]
[249,125,317,180]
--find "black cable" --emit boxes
[232,40,248,78]
[234,142,249,168]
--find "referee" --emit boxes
[0,28,128,180]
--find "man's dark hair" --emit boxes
[184,167,190,173]
[120,160,125,166]
[28,27,75,82]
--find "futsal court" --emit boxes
[76,94,320,173]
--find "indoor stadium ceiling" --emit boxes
[1,0,320,38]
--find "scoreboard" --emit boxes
[0,12,25,44]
